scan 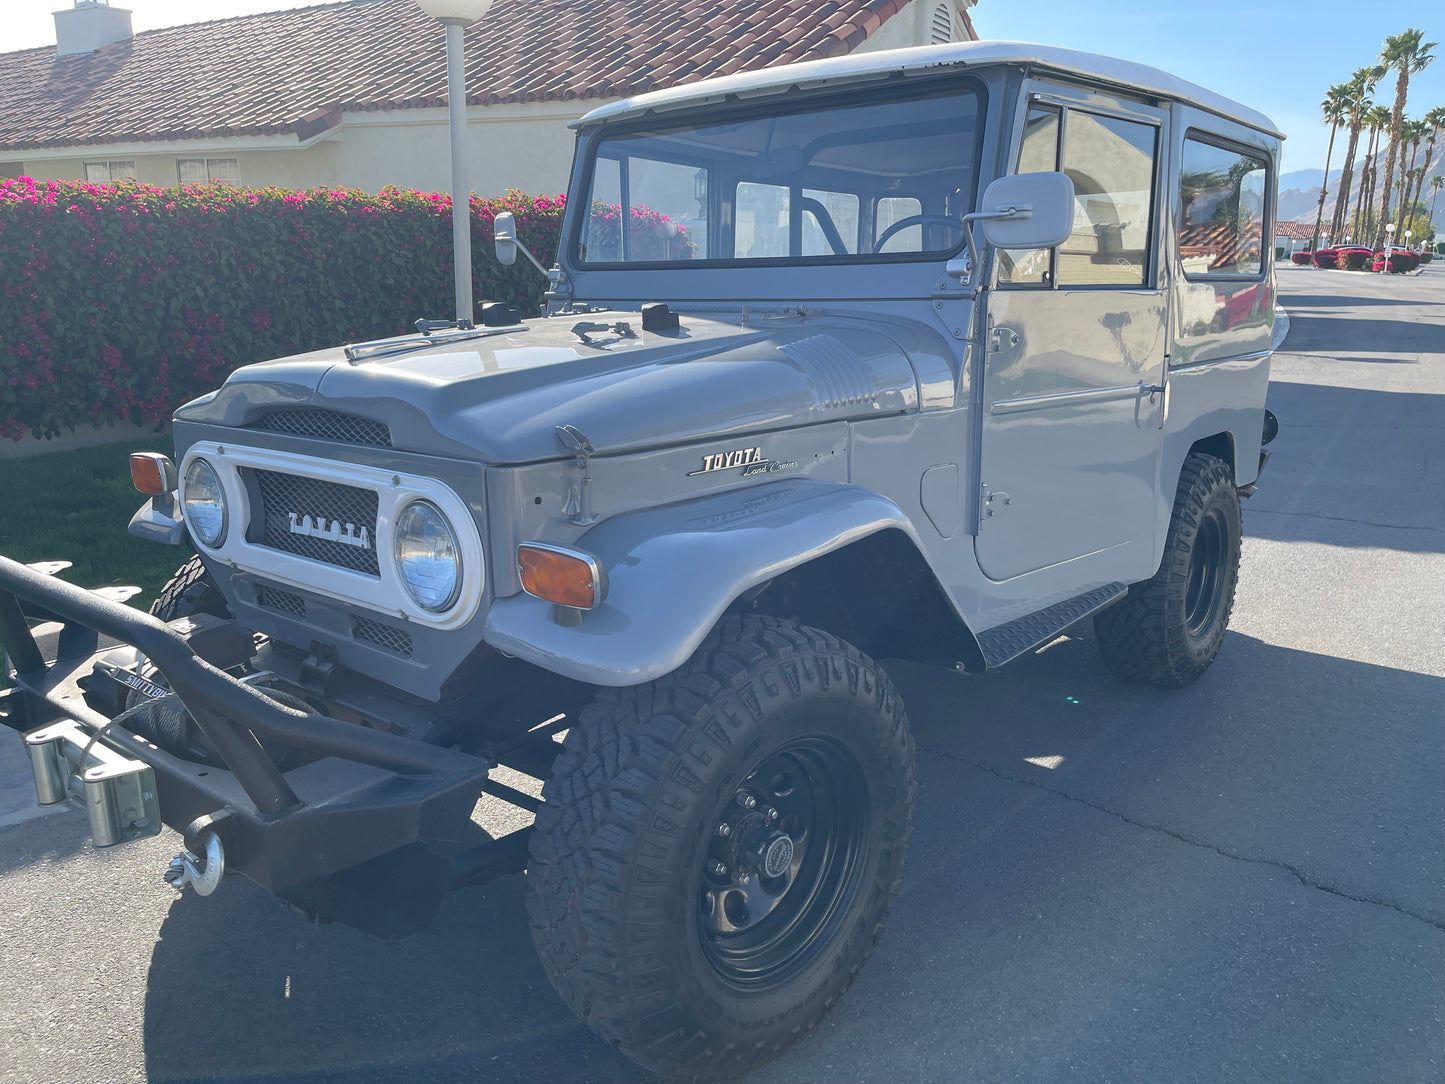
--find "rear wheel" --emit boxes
[1094,452,1241,686]
[525,615,915,1081]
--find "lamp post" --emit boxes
[415,0,493,327]
[1383,222,1395,271]
[1405,229,1413,253]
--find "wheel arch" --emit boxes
[483,480,985,686]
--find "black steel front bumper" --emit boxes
[0,555,507,936]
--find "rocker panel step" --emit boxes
[976,582,1128,668]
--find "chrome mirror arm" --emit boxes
[947,205,1027,292]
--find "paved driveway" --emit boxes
[2,265,1441,1084]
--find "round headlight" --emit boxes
[182,458,227,547]
[394,501,461,612]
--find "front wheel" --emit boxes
[525,615,915,1081]
[150,554,229,622]
[1094,452,1241,686]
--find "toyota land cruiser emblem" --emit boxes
[688,447,764,476]
[287,512,371,550]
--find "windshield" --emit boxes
[574,84,982,268]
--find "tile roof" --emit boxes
[0,0,915,153]
[1273,220,1316,241]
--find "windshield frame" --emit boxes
[564,75,988,274]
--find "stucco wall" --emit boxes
[1,8,975,197]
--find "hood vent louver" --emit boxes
[778,335,878,409]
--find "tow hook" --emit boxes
[164,831,225,896]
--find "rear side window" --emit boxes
[1178,137,1269,278]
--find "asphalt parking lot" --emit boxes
[1,264,1441,1084]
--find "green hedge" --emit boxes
[0,179,566,440]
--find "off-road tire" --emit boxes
[150,555,229,623]
[1094,452,1241,687]
[525,614,915,1081]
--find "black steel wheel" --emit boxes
[698,736,869,988]
[526,615,915,1082]
[1094,452,1241,687]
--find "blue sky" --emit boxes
[978,0,1445,178]
[4,0,1443,181]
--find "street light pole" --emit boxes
[415,0,494,327]
[444,18,472,326]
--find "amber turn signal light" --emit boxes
[517,543,607,610]
[130,452,178,496]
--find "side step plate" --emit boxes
[976,582,1127,668]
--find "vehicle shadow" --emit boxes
[143,864,648,1083]
[1250,381,1444,553]
[143,632,1444,1084]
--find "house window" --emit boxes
[83,160,137,183]
[177,157,241,184]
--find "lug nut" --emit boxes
[765,807,778,822]
[715,822,731,838]
[738,871,751,884]
[736,792,757,810]
[710,860,729,877]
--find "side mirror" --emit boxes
[494,210,518,266]
[975,171,1076,249]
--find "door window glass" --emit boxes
[998,105,1061,285]
[1057,112,1158,286]
[1178,137,1268,277]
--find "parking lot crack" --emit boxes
[924,746,1445,934]
[1247,507,1444,534]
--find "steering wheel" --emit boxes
[873,214,965,254]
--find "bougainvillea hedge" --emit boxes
[0,179,568,440]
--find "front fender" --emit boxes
[482,480,917,686]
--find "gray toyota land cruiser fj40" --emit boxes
[2,41,1281,1081]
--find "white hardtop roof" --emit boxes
[574,40,1283,140]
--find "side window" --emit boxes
[736,182,790,259]
[998,105,1061,284]
[1057,112,1158,286]
[1179,137,1269,278]
[802,189,860,256]
[875,196,923,252]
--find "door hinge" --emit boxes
[988,326,1021,353]
[980,484,1012,524]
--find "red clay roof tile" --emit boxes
[0,0,920,153]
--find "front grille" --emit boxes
[252,470,380,576]
[353,615,413,657]
[257,585,307,617]
[249,409,392,448]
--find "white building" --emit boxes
[0,0,979,197]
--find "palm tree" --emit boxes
[1373,29,1436,248]
[1313,84,1351,249]
[1412,105,1445,225]
[1355,104,1391,238]
[1332,66,1385,240]
[1395,118,1429,233]
[1430,174,1444,229]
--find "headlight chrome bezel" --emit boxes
[393,499,464,614]
[181,457,228,548]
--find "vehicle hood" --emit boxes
[175,313,925,463]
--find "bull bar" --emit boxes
[0,554,516,937]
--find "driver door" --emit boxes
[973,89,1169,584]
